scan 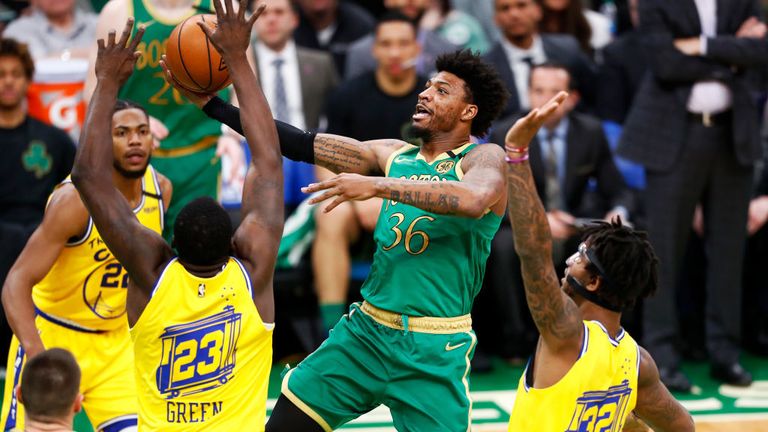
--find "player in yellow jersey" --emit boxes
[0,97,170,432]
[72,2,281,430]
[503,93,694,431]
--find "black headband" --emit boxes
[566,275,622,313]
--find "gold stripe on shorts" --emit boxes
[360,301,472,334]
[153,136,219,158]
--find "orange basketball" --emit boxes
[164,14,230,93]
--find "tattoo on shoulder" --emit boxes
[464,145,506,171]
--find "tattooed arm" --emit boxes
[504,94,584,355]
[313,135,406,176]
[634,347,695,431]
[302,144,507,218]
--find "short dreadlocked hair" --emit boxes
[580,219,658,310]
[435,50,509,137]
[174,197,233,266]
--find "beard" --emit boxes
[114,156,150,179]
[402,122,433,146]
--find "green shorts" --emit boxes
[151,146,221,241]
[282,302,477,432]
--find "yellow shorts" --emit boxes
[0,316,137,431]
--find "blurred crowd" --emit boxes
[1,0,768,394]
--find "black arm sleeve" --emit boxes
[202,96,316,164]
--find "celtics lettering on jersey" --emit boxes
[361,144,502,317]
[566,380,633,431]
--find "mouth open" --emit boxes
[412,104,431,121]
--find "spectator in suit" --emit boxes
[253,0,338,133]
[3,0,96,60]
[480,63,632,361]
[484,0,597,120]
[343,0,456,80]
[293,0,375,76]
[596,0,645,124]
[252,0,339,208]
[313,11,425,332]
[618,0,768,391]
[16,348,83,432]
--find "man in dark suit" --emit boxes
[253,0,339,132]
[481,63,632,361]
[252,0,338,211]
[484,0,597,120]
[618,0,768,392]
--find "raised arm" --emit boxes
[71,19,172,294]
[504,92,584,353]
[633,347,695,431]
[155,72,406,176]
[1,187,89,359]
[301,144,508,218]
[196,0,282,322]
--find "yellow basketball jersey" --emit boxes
[508,320,639,432]
[32,167,165,332]
[130,257,273,431]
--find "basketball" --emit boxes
[164,14,230,93]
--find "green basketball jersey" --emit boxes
[361,143,502,318]
[121,0,227,153]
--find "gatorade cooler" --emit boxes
[27,59,89,142]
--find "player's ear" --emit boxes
[73,393,84,413]
[587,274,601,292]
[461,104,478,122]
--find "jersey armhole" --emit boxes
[384,144,415,177]
[231,257,275,331]
[66,217,93,246]
[149,257,177,299]
[148,166,165,231]
[524,322,589,391]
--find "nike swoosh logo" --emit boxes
[445,342,467,352]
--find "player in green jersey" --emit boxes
[85,0,244,240]
[164,46,509,430]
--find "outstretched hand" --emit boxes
[200,0,265,60]
[302,173,379,213]
[95,18,145,87]
[504,91,568,154]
